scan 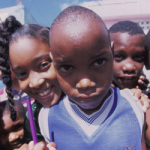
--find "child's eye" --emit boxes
[39,61,51,70]
[134,55,145,62]
[93,58,106,67]
[58,65,73,73]
[114,54,124,62]
[16,72,27,79]
[13,122,24,131]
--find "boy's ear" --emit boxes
[111,41,114,55]
[50,52,53,60]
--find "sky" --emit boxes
[0,0,96,26]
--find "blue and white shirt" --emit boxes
[39,88,144,150]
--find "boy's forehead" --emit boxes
[50,18,110,55]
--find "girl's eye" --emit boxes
[16,72,27,79]
[93,58,106,66]
[59,65,73,73]
[114,54,124,62]
[40,61,51,70]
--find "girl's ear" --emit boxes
[145,47,150,70]
[111,41,114,55]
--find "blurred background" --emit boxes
[0,0,150,33]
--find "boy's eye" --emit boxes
[134,55,145,62]
[93,58,106,67]
[58,65,73,73]
[114,54,124,62]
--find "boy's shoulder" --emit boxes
[118,88,144,131]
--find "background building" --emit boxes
[0,3,36,24]
[82,0,150,33]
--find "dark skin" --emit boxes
[9,38,62,108]
[50,17,113,115]
[110,32,147,90]
[49,10,148,148]
[0,101,25,150]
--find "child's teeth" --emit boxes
[39,89,51,96]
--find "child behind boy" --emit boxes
[38,6,146,149]
[108,21,148,90]
[0,100,26,150]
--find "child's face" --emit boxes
[9,38,62,107]
[110,32,145,89]
[50,19,113,113]
[0,111,24,150]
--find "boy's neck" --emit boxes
[72,89,112,115]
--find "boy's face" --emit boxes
[110,32,145,89]
[50,19,113,113]
[0,110,24,150]
[9,38,62,107]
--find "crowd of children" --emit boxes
[0,5,150,150]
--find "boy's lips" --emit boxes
[118,76,137,84]
[119,75,137,80]
[76,94,100,102]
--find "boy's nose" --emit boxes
[122,63,136,74]
[76,78,96,92]
[29,73,44,89]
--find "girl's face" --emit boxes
[0,110,24,150]
[9,37,62,107]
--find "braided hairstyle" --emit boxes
[0,16,22,121]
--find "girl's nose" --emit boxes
[29,73,45,89]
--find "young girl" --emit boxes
[0,16,34,107]
[0,16,63,150]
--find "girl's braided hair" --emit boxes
[0,16,22,121]
[0,16,50,121]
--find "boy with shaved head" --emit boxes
[39,6,146,150]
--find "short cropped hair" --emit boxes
[108,21,144,35]
[50,5,107,33]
